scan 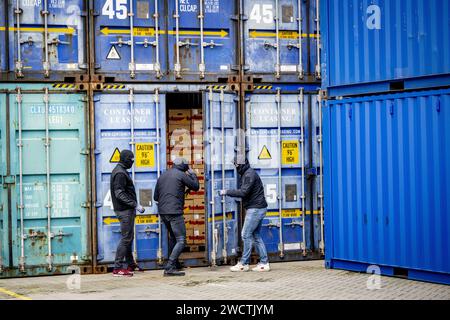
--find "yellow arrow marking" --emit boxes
[100,27,228,38]
[0,26,75,34]
[250,30,318,39]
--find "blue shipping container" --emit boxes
[245,88,323,258]
[243,0,320,83]
[0,84,90,278]
[1,0,87,81]
[320,0,450,97]
[92,0,238,82]
[323,88,450,285]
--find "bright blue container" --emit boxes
[320,0,450,97]
[92,0,238,82]
[0,84,90,278]
[242,0,320,83]
[323,88,450,285]
[244,86,323,260]
[1,0,88,81]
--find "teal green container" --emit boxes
[0,84,91,278]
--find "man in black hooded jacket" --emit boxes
[110,149,145,277]
[154,157,199,276]
[219,158,270,272]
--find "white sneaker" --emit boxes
[252,263,271,272]
[230,262,249,272]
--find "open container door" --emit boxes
[246,88,316,261]
[204,89,239,266]
[94,88,168,270]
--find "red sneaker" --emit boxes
[112,269,134,277]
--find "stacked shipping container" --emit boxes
[0,0,323,279]
[321,0,450,284]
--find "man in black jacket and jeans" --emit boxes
[154,158,199,276]
[220,157,270,272]
[110,150,145,277]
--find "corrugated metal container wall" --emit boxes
[94,87,169,269]
[0,84,91,278]
[204,91,239,266]
[323,88,450,285]
[2,0,88,81]
[92,0,167,82]
[242,0,320,83]
[166,0,239,82]
[91,0,238,82]
[321,0,450,97]
[245,89,322,259]
[0,3,6,72]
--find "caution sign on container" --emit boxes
[110,148,121,163]
[135,143,155,168]
[282,140,300,165]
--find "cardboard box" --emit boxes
[191,109,203,118]
[169,110,190,124]
[169,149,191,164]
[168,128,191,148]
[191,119,203,133]
[193,235,206,245]
[191,135,203,147]
[184,200,194,214]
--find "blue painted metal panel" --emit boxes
[6,0,87,80]
[93,0,166,81]
[205,91,239,264]
[246,91,318,257]
[166,0,238,81]
[324,89,450,284]
[0,87,90,278]
[0,3,6,72]
[243,0,319,82]
[94,91,168,267]
[321,0,450,96]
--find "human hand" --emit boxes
[136,205,145,213]
[218,190,227,196]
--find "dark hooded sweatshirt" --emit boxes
[110,150,137,212]
[154,163,200,215]
[226,161,268,209]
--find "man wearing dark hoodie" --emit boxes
[219,157,270,272]
[110,150,145,277]
[154,157,199,276]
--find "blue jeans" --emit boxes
[160,214,186,270]
[240,208,269,265]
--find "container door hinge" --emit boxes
[91,10,100,17]
[243,64,250,71]
[95,202,103,208]
[94,149,101,155]
[80,11,88,17]
[244,96,250,102]
[240,14,248,21]
[81,202,90,208]
[93,96,101,103]
[230,15,239,21]
[81,255,91,261]
[2,176,16,187]
[94,63,101,70]
[78,63,88,70]
[233,96,240,103]
[80,149,89,155]
[80,96,88,102]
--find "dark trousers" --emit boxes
[114,210,136,270]
[160,214,186,270]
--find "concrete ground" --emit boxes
[0,260,448,300]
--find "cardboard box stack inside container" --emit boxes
[167,109,206,247]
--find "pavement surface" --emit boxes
[0,260,449,300]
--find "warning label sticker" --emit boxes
[135,143,155,168]
[106,45,121,60]
[282,140,299,165]
[258,145,272,160]
[103,215,159,225]
[110,148,121,163]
